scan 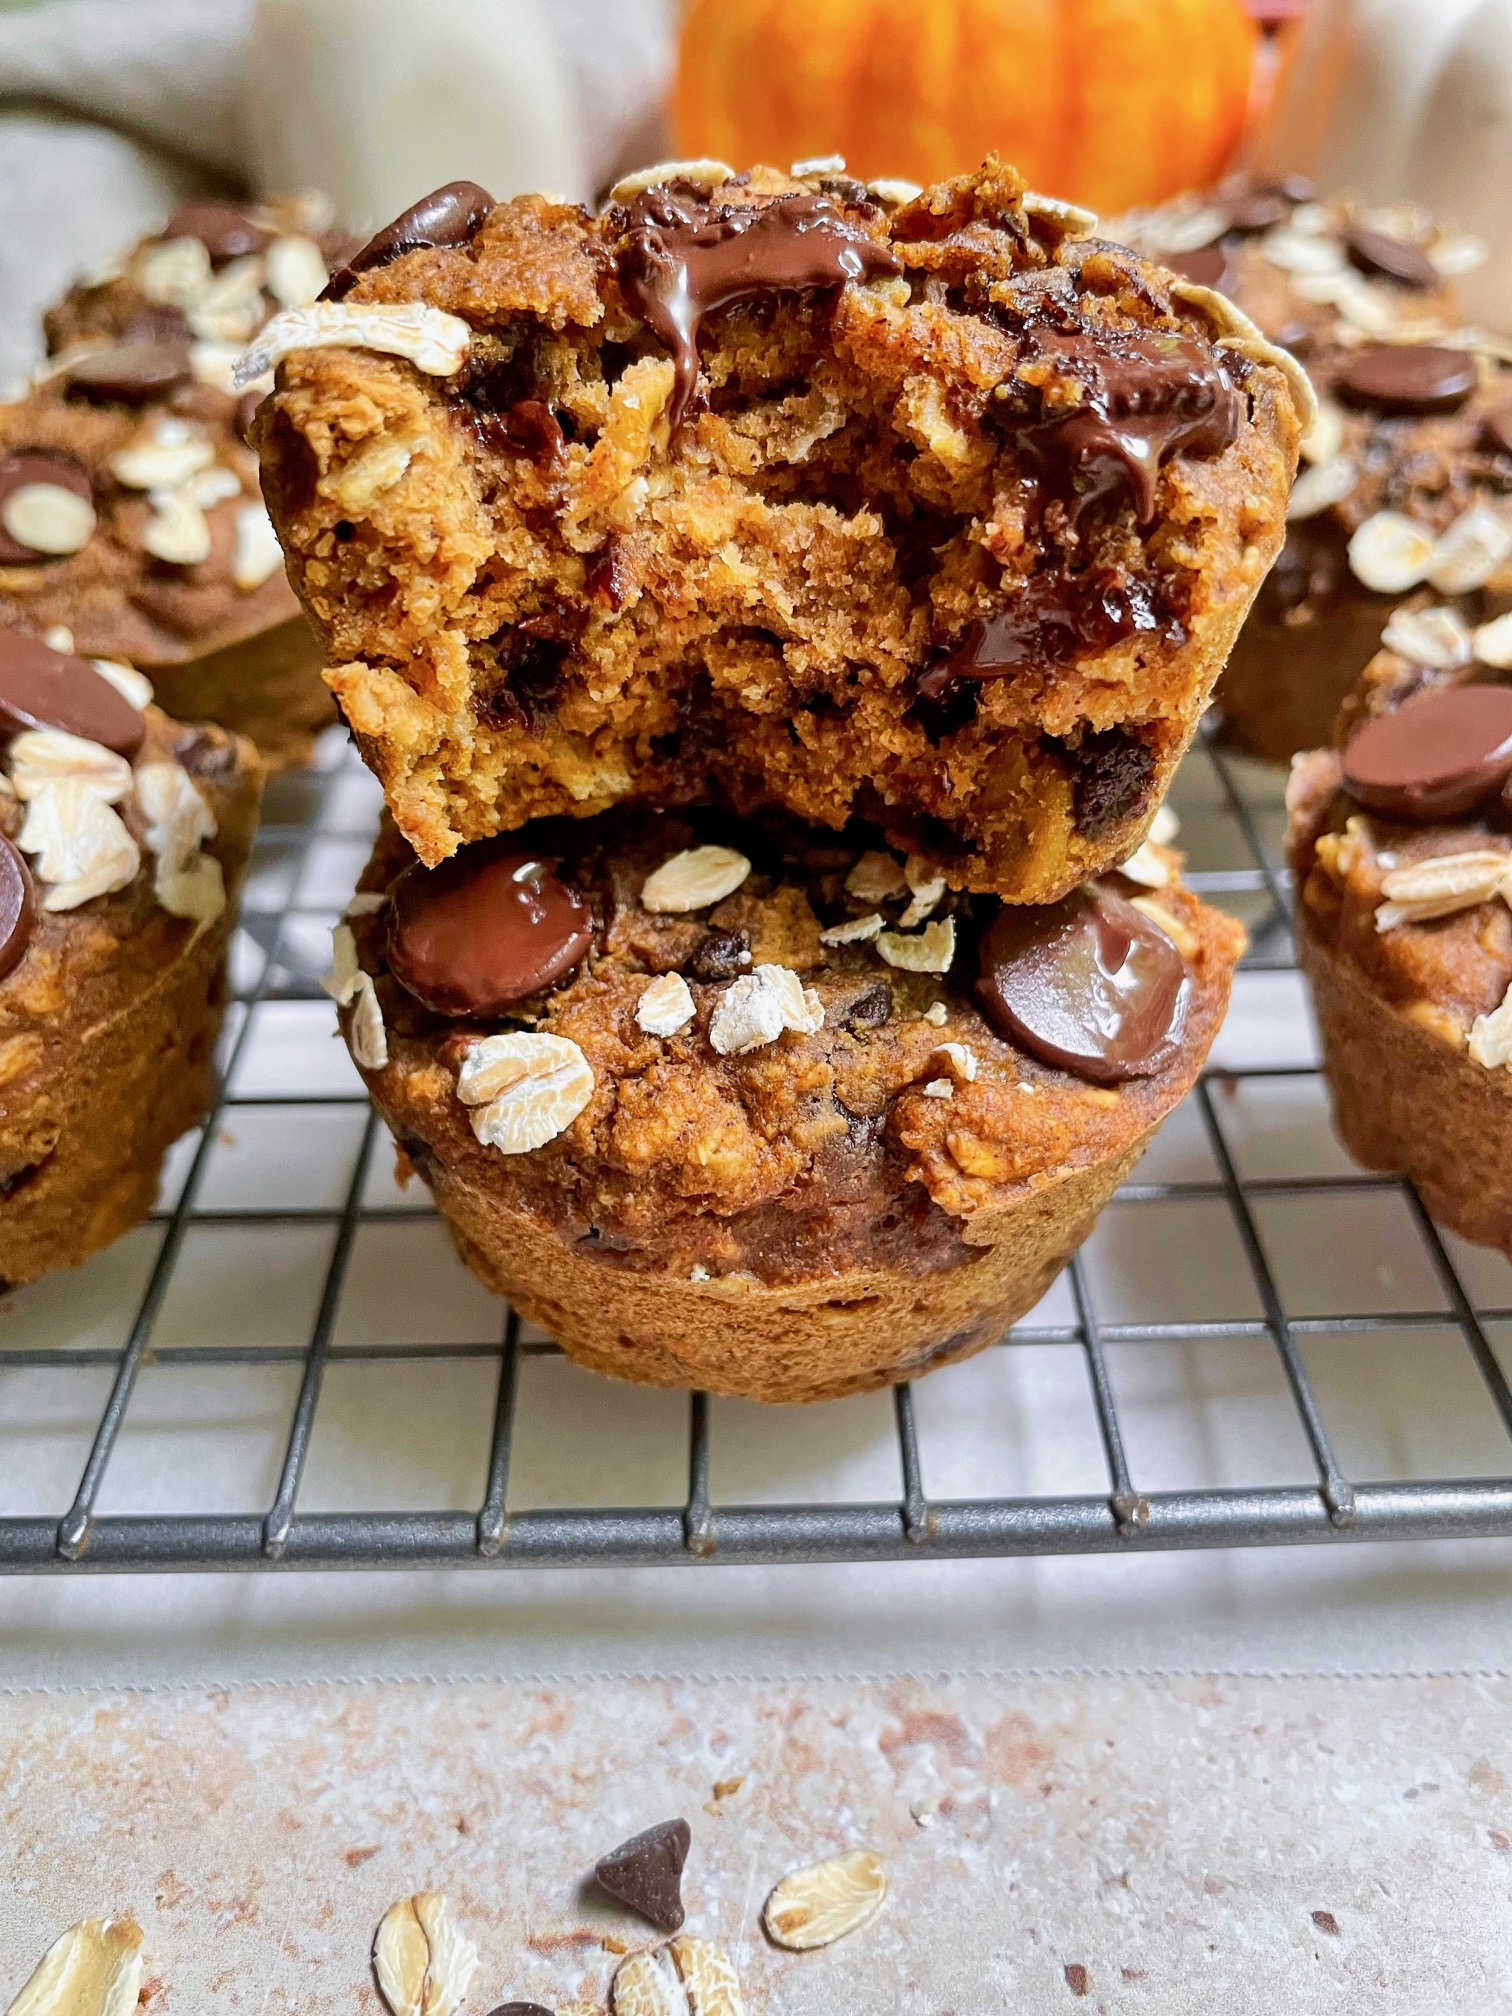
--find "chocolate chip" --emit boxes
[1336,344,1477,417]
[687,928,748,982]
[65,340,191,403]
[0,833,34,983]
[1163,243,1232,291]
[1067,727,1156,839]
[162,201,269,261]
[1223,189,1289,234]
[387,841,593,1016]
[976,884,1189,1083]
[1342,683,1512,821]
[594,1818,690,1931]
[1344,226,1438,290]
[0,623,145,756]
[0,453,93,565]
[323,181,495,301]
[496,398,567,469]
[484,2006,554,2016]
[844,979,892,1031]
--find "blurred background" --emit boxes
[0,0,1509,388]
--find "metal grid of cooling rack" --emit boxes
[3,723,1512,1573]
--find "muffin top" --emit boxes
[253,157,1305,895]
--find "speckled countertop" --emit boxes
[1,1670,1508,2015]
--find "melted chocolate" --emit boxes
[1344,226,1438,290]
[0,624,145,755]
[976,884,1189,1082]
[163,202,269,261]
[617,186,901,432]
[1341,684,1512,821]
[65,340,191,403]
[918,569,1178,700]
[323,181,495,301]
[1336,344,1477,417]
[0,453,93,565]
[387,841,592,1016]
[0,833,34,983]
[1016,329,1243,527]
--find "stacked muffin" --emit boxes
[250,159,1307,1399]
[1121,174,1512,763]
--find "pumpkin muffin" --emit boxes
[252,157,1306,901]
[0,623,262,1289]
[1121,175,1512,764]
[329,805,1245,1401]
[1288,638,1512,1256]
[3,198,351,768]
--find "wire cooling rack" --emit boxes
[3,723,1512,1574]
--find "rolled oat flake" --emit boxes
[1342,683,1512,822]
[1336,344,1478,417]
[0,623,146,757]
[0,833,35,981]
[387,840,592,1015]
[976,883,1188,1082]
[0,452,94,564]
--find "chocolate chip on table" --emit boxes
[0,834,35,983]
[322,180,495,301]
[976,884,1188,1083]
[1341,683,1512,821]
[594,1817,691,1931]
[687,928,748,982]
[484,2005,554,2016]
[387,841,593,1016]
[65,340,192,403]
[0,453,94,565]
[1343,225,1439,290]
[0,623,146,756]
[162,200,269,261]
[1335,344,1478,417]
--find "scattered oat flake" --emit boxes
[1381,604,1473,669]
[922,1000,948,1025]
[669,1936,744,2016]
[1375,850,1510,931]
[708,964,823,1054]
[763,1850,888,1951]
[17,780,139,910]
[1287,454,1357,521]
[1469,981,1512,1068]
[844,849,908,903]
[348,974,389,1069]
[1348,511,1435,594]
[2,482,96,555]
[7,1918,145,2016]
[899,854,947,926]
[233,501,284,590]
[91,659,152,709]
[1130,895,1198,960]
[819,912,884,945]
[1117,839,1171,889]
[936,1041,977,1081]
[921,1078,953,1098]
[457,1032,595,1154]
[372,1893,478,2016]
[636,971,696,1036]
[1475,611,1512,669]
[1427,503,1512,595]
[7,730,131,804]
[877,918,955,973]
[1149,802,1180,846]
[234,302,473,389]
[641,845,751,913]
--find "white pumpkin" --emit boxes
[1254,0,1512,328]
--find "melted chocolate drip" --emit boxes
[387,841,593,1016]
[1017,329,1243,527]
[1341,684,1512,822]
[918,570,1179,701]
[0,833,34,983]
[0,624,145,756]
[976,883,1189,1083]
[617,186,902,433]
[322,181,495,302]
[0,453,94,565]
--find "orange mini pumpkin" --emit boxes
[674,0,1258,216]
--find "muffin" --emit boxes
[1121,175,1512,764]
[1288,634,1512,1256]
[253,157,1307,900]
[328,806,1245,1401]
[2,197,352,768]
[0,622,262,1288]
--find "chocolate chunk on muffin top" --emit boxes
[252,155,1306,901]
